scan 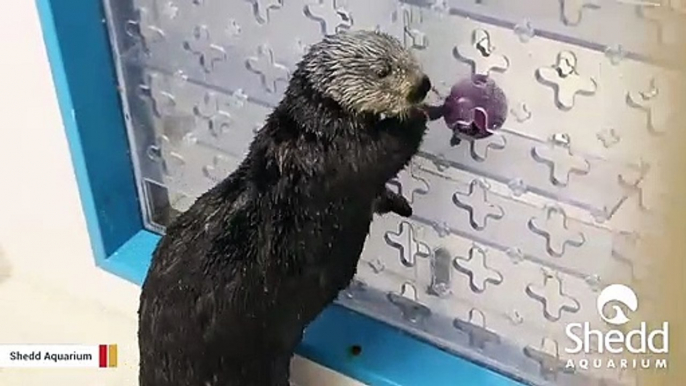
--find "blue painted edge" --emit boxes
[35,0,141,261]
[35,0,105,261]
[35,0,525,385]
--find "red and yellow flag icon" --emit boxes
[98,344,118,368]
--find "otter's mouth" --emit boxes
[407,75,432,104]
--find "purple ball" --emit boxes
[442,74,508,140]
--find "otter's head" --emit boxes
[300,30,431,117]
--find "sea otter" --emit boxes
[138,30,434,386]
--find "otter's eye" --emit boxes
[376,64,392,78]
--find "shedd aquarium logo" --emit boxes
[564,284,669,370]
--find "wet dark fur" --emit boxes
[138,31,430,386]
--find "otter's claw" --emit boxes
[374,188,413,217]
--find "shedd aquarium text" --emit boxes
[564,321,669,370]
[563,284,669,370]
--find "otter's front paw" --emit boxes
[423,104,446,121]
[407,106,430,125]
[374,188,413,217]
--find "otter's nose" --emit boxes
[408,75,432,103]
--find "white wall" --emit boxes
[0,2,361,385]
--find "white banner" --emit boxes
[0,344,117,368]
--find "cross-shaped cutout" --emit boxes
[245,0,283,24]
[203,154,240,182]
[528,205,585,257]
[184,25,227,73]
[453,308,501,349]
[150,135,186,177]
[638,1,686,47]
[194,92,233,138]
[523,338,574,380]
[507,178,528,197]
[228,89,249,109]
[161,1,178,19]
[469,132,506,162]
[140,73,177,117]
[626,77,671,135]
[367,258,385,274]
[125,7,165,52]
[432,153,451,172]
[386,162,429,204]
[304,0,352,36]
[536,51,597,111]
[510,101,532,123]
[605,44,626,65]
[597,128,620,148]
[431,221,451,238]
[387,282,431,323]
[384,221,431,267]
[226,19,242,39]
[506,246,525,264]
[246,45,290,94]
[526,270,580,321]
[455,29,509,76]
[453,245,503,293]
[429,247,452,297]
[560,0,600,26]
[452,179,504,231]
[584,274,603,292]
[513,20,535,42]
[403,7,428,49]
[508,309,524,325]
[531,134,590,187]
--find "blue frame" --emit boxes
[35,1,524,385]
